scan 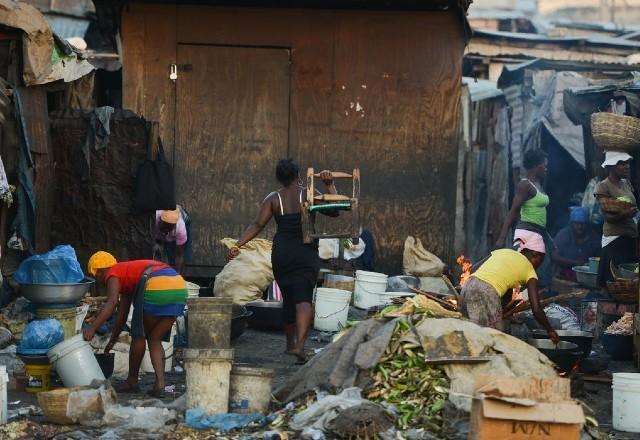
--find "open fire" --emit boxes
[456,255,472,287]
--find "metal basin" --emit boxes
[246,301,284,330]
[19,278,95,304]
[528,338,582,372]
[387,275,420,293]
[572,266,598,288]
[531,330,593,358]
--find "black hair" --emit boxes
[523,149,547,171]
[276,158,300,186]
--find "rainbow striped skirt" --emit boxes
[143,266,188,316]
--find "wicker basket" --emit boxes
[599,198,634,214]
[37,387,89,424]
[591,112,640,151]
[607,280,639,304]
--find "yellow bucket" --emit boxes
[25,363,51,393]
[35,307,77,340]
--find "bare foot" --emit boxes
[291,349,307,365]
[114,380,141,393]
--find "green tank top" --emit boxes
[520,180,549,227]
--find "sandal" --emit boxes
[113,381,141,393]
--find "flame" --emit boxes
[456,255,472,287]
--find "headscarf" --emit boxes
[569,206,589,224]
[160,209,180,224]
[601,151,632,168]
[513,230,545,254]
[87,251,117,277]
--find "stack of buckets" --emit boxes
[20,304,104,393]
[185,297,273,415]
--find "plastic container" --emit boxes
[314,288,351,332]
[25,363,51,393]
[185,348,233,415]
[354,270,388,309]
[141,323,176,373]
[0,366,7,424]
[589,257,600,273]
[186,298,232,349]
[47,334,105,387]
[229,365,274,414]
[36,306,78,340]
[186,282,201,298]
[613,373,640,432]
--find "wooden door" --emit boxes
[175,45,291,268]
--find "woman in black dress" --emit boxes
[228,159,336,363]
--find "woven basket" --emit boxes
[37,387,89,425]
[607,280,639,304]
[600,198,633,214]
[591,112,640,151]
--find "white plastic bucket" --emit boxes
[185,348,233,415]
[47,334,105,387]
[314,288,352,332]
[141,323,176,373]
[354,270,388,309]
[0,366,7,425]
[186,282,200,298]
[612,373,640,432]
[230,365,274,414]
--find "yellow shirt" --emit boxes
[472,249,538,297]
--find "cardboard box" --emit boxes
[469,377,585,440]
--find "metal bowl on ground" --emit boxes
[19,278,95,304]
[231,304,253,341]
[572,266,598,288]
[618,263,639,280]
[386,275,420,293]
[530,330,593,358]
[245,301,284,330]
[601,333,634,360]
[528,339,583,373]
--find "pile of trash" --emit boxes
[605,312,634,336]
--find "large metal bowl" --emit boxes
[19,278,95,304]
[531,330,593,358]
[528,338,582,372]
[572,266,598,288]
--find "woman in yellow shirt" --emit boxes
[460,230,559,343]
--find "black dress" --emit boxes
[272,191,319,324]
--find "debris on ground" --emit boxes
[0,420,73,439]
[605,312,634,335]
[185,409,274,431]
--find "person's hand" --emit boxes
[82,326,96,342]
[104,337,116,354]
[547,329,560,345]
[319,170,333,186]
[227,246,240,261]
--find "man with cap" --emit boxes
[458,231,559,343]
[594,151,638,287]
[551,207,601,282]
[154,206,191,274]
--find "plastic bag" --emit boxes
[402,237,445,277]
[66,385,117,426]
[18,318,63,352]
[213,238,273,304]
[15,245,84,284]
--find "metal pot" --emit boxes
[19,278,95,304]
[386,275,420,293]
[528,339,582,373]
[530,330,593,359]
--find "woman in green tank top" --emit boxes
[496,149,549,247]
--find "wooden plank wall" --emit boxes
[122,5,465,272]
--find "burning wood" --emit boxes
[456,255,472,287]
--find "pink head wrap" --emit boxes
[513,229,546,254]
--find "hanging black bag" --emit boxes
[132,133,176,214]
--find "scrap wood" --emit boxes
[505,290,587,316]
[409,287,458,311]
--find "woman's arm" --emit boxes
[551,249,582,269]
[598,197,638,224]
[316,170,340,218]
[83,277,120,341]
[527,278,559,344]
[496,181,532,247]
[227,195,275,260]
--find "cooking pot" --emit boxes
[528,339,582,373]
[530,330,593,359]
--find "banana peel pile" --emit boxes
[366,318,450,435]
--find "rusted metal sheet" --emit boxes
[50,110,153,268]
[175,45,290,266]
[122,6,466,271]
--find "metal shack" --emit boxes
[120,0,471,274]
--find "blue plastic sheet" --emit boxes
[15,245,84,284]
[18,318,64,354]
[185,409,273,431]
